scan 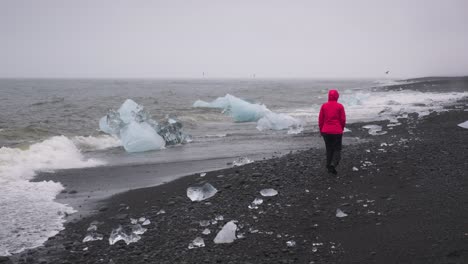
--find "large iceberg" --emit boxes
[99,99,190,152]
[193,94,302,132]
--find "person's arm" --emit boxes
[340,105,346,130]
[318,105,324,132]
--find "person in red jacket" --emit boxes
[318,89,346,175]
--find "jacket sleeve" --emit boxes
[340,105,346,130]
[318,105,324,132]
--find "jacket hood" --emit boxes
[328,90,339,102]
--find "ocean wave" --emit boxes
[373,79,415,87]
[72,135,121,151]
[30,97,65,106]
[285,90,467,125]
[0,136,104,256]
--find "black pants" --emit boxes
[322,133,342,168]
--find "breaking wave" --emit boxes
[0,136,104,256]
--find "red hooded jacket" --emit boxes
[318,90,346,134]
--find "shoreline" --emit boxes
[9,97,468,263]
[4,77,467,263]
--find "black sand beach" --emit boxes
[7,83,468,264]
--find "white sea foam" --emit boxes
[0,136,104,256]
[340,90,466,122]
[72,135,121,151]
[286,90,467,125]
[373,79,413,87]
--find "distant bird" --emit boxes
[385,71,390,74]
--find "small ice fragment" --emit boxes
[249,228,259,233]
[362,124,387,135]
[233,157,254,166]
[211,220,218,225]
[237,232,246,239]
[83,233,104,243]
[138,217,146,223]
[344,127,351,133]
[83,247,88,251]
[305,189,310,193]
[142,219,151,226]
[252,198,264,205]
[380,142,388,147]
[157,209,166,215]
[131,224,147,235]
[200,172,206,177]
[286,240,296,247]
[109,226,141,245]
[312,247,318,252]
[352,167,359,171]
[187,183,218,202]
[336,209,348,218]
[260,188,278,197]
[366,149,370,152]
[130,218,138,224]
[199,220,210,227]
[215,215,224,221]
[214,220,238,244]
[202,228,211,235]
[458,120,468,129]
[87,224,98,232]
[83,222,103,242]
[188,237,205,249]
[249,197,264,209]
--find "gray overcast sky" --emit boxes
[1,0,467,79]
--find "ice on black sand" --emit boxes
[248,198,264,209]
[214,220,238,244]
[260,188,278,197]
[233,157,253,166]
[336,208,348,218]
[109,218,148,245]
[362,125,387,135]
[109,226,142,245]
[188,237,205,249]
[458,120,468,129]
[286,240,296,247]
[187,183,218,202]
[83,222,104,243]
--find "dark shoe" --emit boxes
[328,165,337,175]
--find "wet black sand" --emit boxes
[7,87,468,264]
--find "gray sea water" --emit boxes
[0,78,379,166]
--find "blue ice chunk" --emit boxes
[99,110,123,135]
[118,99,143,124]
[120,121,166,152]
[193,94,267,122]
[99,99,190,152]
[193,94,302,131]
